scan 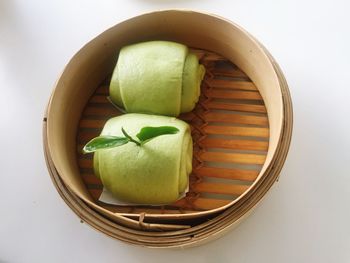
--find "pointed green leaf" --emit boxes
[121,127,141,146]
[136,126,179,144]
[82,136,129,153]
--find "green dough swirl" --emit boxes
[93,113,192,204]
[109,41,205,117]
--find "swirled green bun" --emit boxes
[93,113,192,204]
[110,41,205,117]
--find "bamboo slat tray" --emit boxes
[43,10,293,246]
[76,48,269,220]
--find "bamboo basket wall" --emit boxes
[43,10,293,247]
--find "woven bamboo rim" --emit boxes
[43,10,293,247]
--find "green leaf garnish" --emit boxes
[121,127,141,146]
[136,126,179,144]
[83,136,129,153]
[82,126,179,154]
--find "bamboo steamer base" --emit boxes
[76,48,269,220]
[43,10,293,247]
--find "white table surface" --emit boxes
[1,0,350,262]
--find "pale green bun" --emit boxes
[110,41,205,116]
[181,54,206,113]
[109,67,124,108]
[93,113,192,204]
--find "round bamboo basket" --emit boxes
[43,10,292,247]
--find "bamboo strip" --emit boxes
[89,95,110,104]
[192,182,249,196]
[95,85,109,95]
[79,119,107,128]
[206,101,266,113]
[206,79,256,90]
[81,174,101,185]
[78,159,92,168]
[194,166,258,181]
[204,112,268,126]
[200,151,266,164]
[77,132,100,143]
[200,138,268,151]
[210,69,250,79]
[203,125,269,137]
[83,106,120,116]
[205,89,262,100]
[173,197,232,210]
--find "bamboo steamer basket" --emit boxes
[43,10,292,247]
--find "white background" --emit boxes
[1,0,350,262]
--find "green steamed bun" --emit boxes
[93,113,192,204]
[109,41,205,117]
